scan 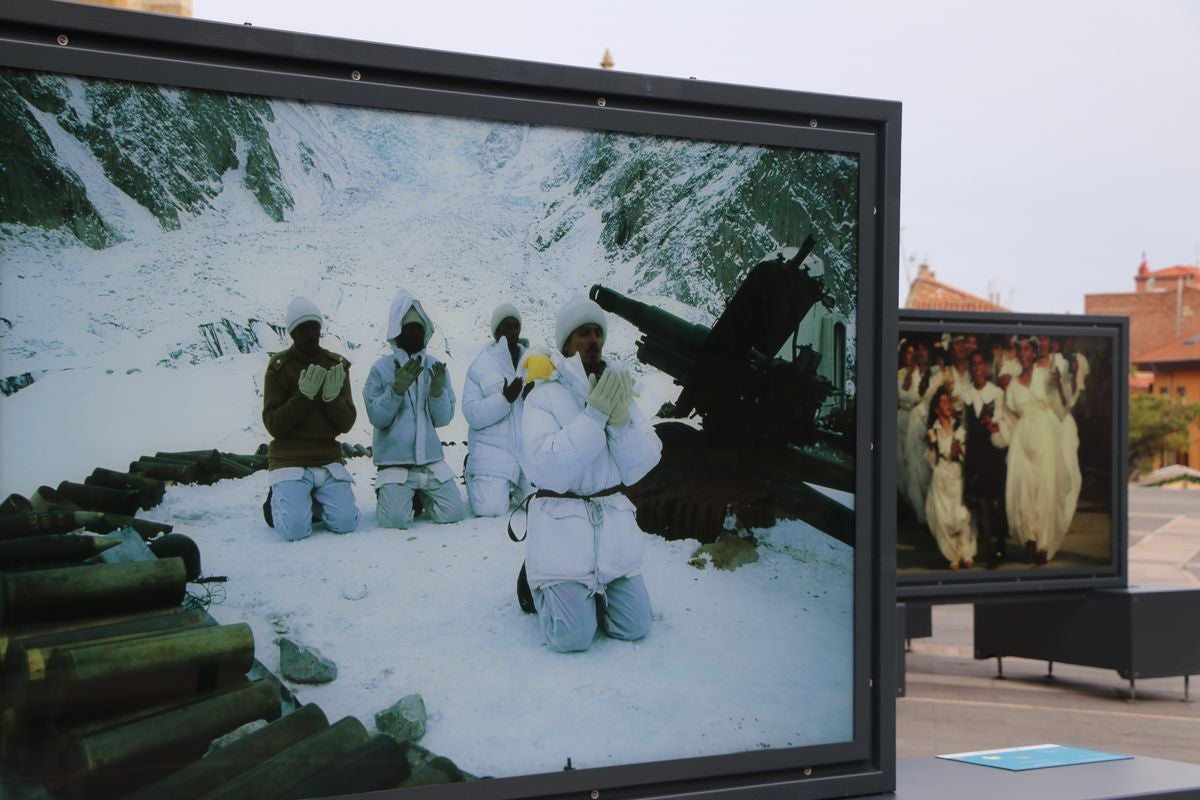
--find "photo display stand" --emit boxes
[0,2,899,798]
[895,309,1129,601]
[891,309,1200,796]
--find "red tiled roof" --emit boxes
[904,266,1006,312]
[1135,329,1200,365]
[1148,265,1200,280]
[1130,371,1154,392]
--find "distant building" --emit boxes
[1132,330,1200,467]
[1087,255,1200,466]
[75,0,192,16]
[904,263,1006,312]
[1084,254,1200,364]
[1130,370,1154,395]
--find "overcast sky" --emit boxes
[191,0,1199,314]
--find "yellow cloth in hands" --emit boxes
[524,353,555,383]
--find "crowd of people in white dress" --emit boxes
[897,332,1089,570]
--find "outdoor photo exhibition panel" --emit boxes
[896,310,1128,600]
[0,2,900,798]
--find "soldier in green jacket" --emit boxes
[262,296,360,540]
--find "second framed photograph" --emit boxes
[896,310,1128,599]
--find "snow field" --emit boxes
[161,458,853,779]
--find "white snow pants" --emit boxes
[466,474,533,517]
[270,467,359,541]
[376,467,466,529]
[533,575,652,652]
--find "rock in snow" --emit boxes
[278,637,338,684]
[375,693,428,743]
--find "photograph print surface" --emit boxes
[896,327,1116,576]
[1,65,863,783]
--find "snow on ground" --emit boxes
[0,346,854,779]
[159,457,853,779]
[0,341,854,780]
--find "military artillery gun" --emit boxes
[590,235,856,546]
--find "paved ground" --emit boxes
[898,487,1200,765]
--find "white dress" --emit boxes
[943,364,972,414]
[897,367,923,486]
[1043,356,1082,534]
[903,368,941,523]
[923,422,975,565]
[1005,369,1072,559]
[997,354,1021,386]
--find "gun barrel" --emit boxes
[589,285,710,382]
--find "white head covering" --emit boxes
[555,296,607,352]
[285,296,322,334]
[490,302,522,337]
[386,289,434,347]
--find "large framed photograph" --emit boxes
[895,310,1128,599]
[0,3,899,798]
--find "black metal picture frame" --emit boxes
[0,2,900,797]
[895,309,1129,601]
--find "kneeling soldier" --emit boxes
[363,289,466,529]
[262,296,359,540]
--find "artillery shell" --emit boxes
[198,716,370,800]
[125,704,329,800]
[54,482,141,516]
[0,558,187,627]
[279,734,411,799]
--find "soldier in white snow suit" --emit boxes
[463,303,532,516]
[362,290,466,529]
[519,296,662,652]
[261,296,359,540]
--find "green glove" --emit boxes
[298,364,327,400]
[429,362,447,398]
[392,359,421,395]
[608,371,634,427]
[393,359,422,398]
[321,362,346,402]
[585,369,623,420]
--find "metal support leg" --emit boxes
[1186,674,1191,702]
[996,656,1004,679]
[1129,678,1137,702]
[1047,660,1054,679]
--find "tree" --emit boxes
[1128,393,1200,474]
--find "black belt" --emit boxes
[507,485,626,542]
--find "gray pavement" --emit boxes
[898,486,1200,765]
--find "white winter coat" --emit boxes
[520,352,662,593]
[463,339,528,484]
[363,291,455,467]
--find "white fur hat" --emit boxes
[555,296,607,352]
[285,296,322,334]
[490,303,522,336]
